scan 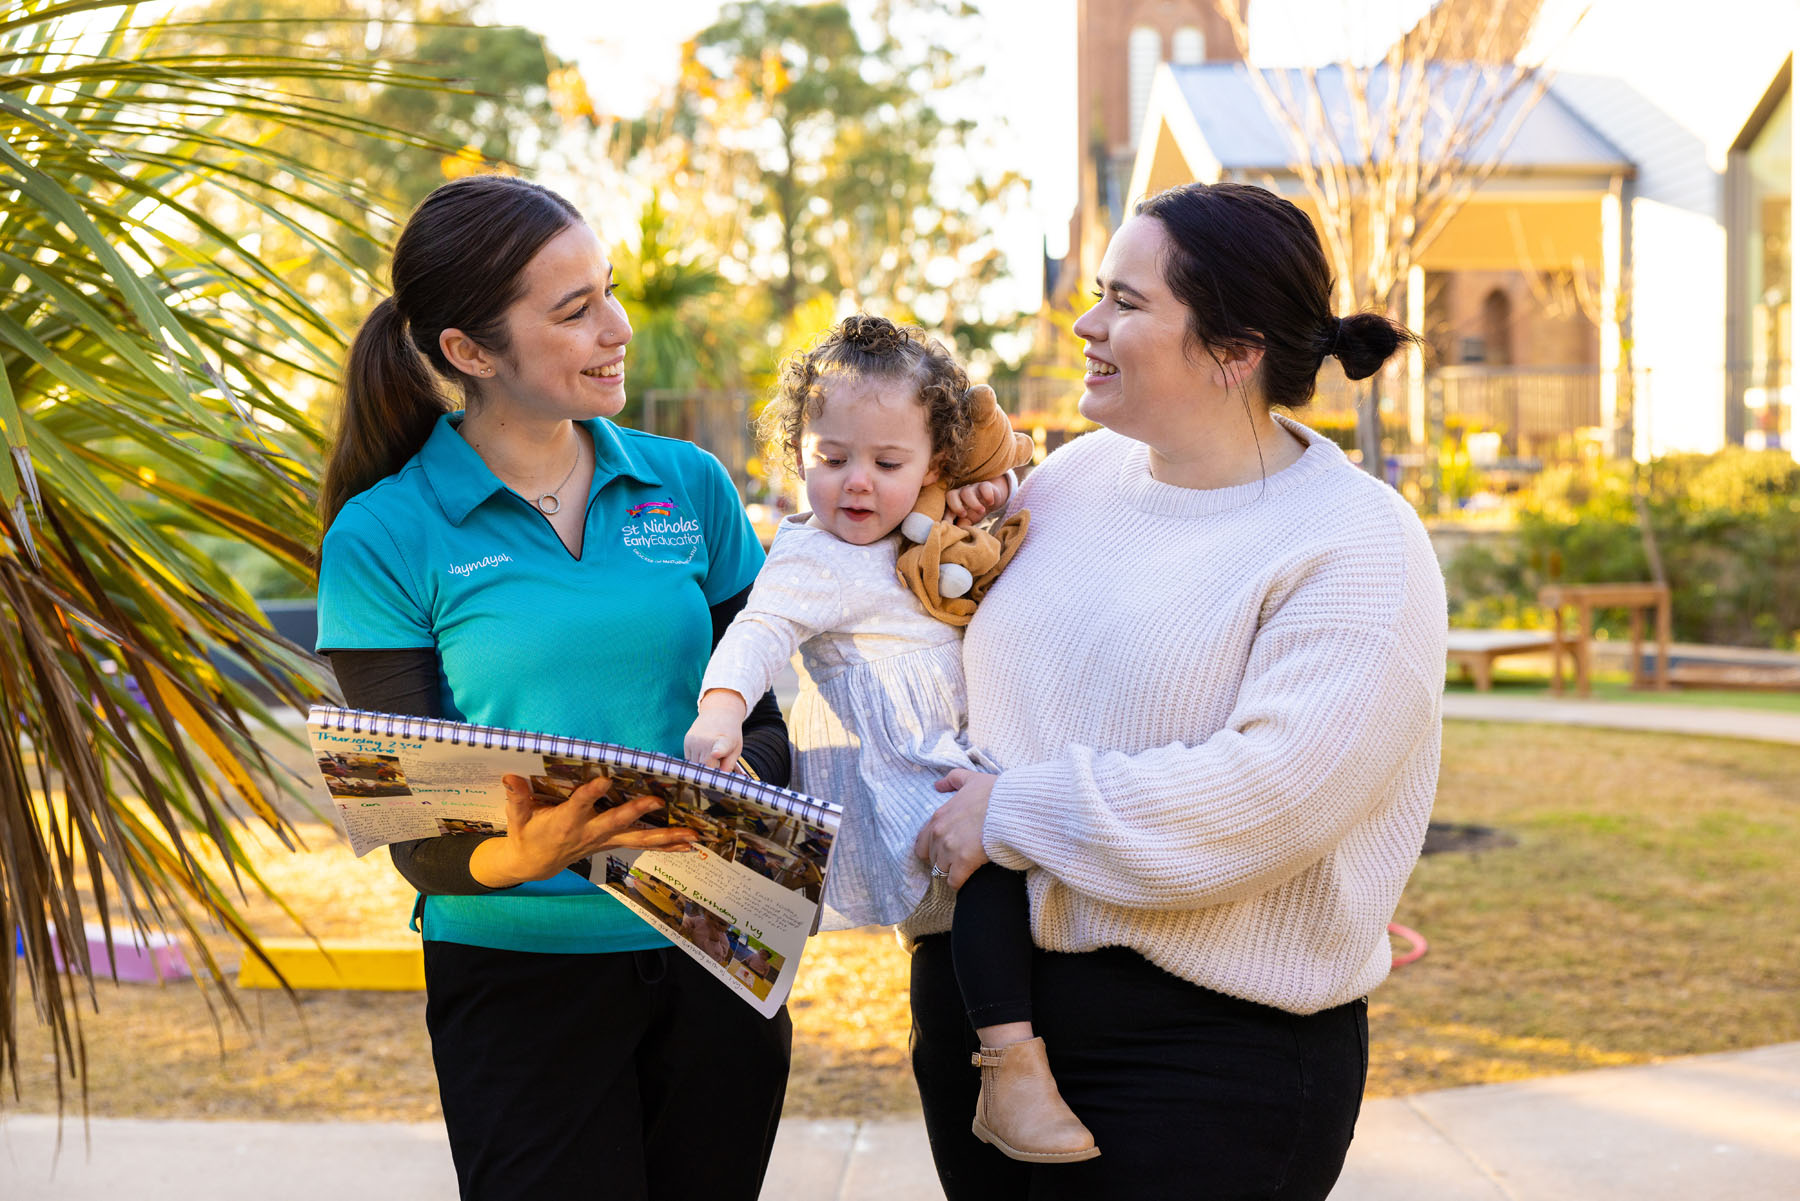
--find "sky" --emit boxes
[489,0,1459,312]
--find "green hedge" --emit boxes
[1445,449,1800,649]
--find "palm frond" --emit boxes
[0,0,464,1105]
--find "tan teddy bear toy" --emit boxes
[895,384,1035,627]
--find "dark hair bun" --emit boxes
[1332,311,1408,382]
[838,313,906,355]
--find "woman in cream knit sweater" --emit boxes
[910,181,1448,1199]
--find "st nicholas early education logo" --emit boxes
[622,498,703,564]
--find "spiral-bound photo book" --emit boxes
[307,705,840,1017]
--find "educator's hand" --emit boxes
[469,773,696,889]
[913,768,996,888]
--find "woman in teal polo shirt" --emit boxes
[315,175,792,1201]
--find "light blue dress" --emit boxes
[701,514,984,928]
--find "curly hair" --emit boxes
[760,314,974,479]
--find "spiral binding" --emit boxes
[309,705,839,827]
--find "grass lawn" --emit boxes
[7,721,1798,1119]
[1373,721,1799,1094]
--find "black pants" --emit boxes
[911,934,1367,1200]
[953,864,1034,1027]
[424,940,792,1201]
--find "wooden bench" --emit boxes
[1539,582,1672,697]
[1446,629,1575,691]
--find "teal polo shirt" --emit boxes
[316,413,764,954]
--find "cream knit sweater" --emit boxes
[903,417,1446,1015]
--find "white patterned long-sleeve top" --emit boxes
[701,514,982,928]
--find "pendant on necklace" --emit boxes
[536,493,562,516]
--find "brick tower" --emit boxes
[1055,1,1249,308]
[1023,2,1247,428]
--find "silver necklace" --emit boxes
[534,442,582,515]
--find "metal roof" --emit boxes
[1167,62,1633,175]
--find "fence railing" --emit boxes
[1306,366,1614,462]
[1434,366,1607,459]
[634,389,761,491]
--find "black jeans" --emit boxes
[424,940,792,1201]
[911,934,1367,1200]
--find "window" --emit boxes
[1482,289,1514,365]
[1173,26,1205,65]
[1128,27,1162,148]
[1729,68,1792,451]
[1745,89,1791,450]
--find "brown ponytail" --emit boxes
[320,296,447,526]
[319,175,585,529]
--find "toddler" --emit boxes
[685,315,1098,1164]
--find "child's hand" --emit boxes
[685,689,749,772]
[945,473,1014,527]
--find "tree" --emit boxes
[672,0,1026,349]
[1216,0,1587,470]
[0,0,448,1104]
[613,193,753,402]
[673,2,872,319]
[164,0,567,333]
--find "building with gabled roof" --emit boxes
[1037,0,1797,463]
[1131,58,1633,458]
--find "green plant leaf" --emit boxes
[0,0,472,1109]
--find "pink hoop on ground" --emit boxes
[1388,922,1428,968]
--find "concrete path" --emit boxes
[3,1042,1796,1200]
[1441,691,1800,745]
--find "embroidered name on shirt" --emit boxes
[448,553,513,577]
[622,500,702,563]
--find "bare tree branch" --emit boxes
[1213,0,1589,315]
[1211,0,1591,468]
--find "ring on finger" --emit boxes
[930,863,948,878]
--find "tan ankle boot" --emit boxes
[970,1037,1100,1163]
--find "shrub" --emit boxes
[1445,450,1800,648]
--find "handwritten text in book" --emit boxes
[314,729,428,755]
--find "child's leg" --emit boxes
[952,865,1100,1162]
[951,864,1034,1046]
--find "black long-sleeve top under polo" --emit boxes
[326,583,791,895]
